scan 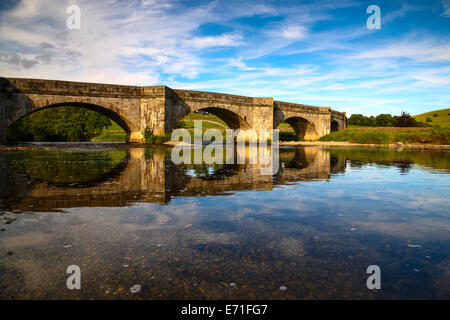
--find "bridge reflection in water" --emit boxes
[3,146,346,212]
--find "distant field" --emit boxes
[90,113,229,142]
[319,127,450,145]
[414,108,450,127]
[91,122,126,142]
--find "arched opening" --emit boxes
[173,107,251,142]
[278,117,318,141]
[277,121,298,141]
[175,108,249,130]
[331,120,340,132]
[6,103,129,143]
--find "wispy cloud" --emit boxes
[0,0,449,116]
[442,0,450,17]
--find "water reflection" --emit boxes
[0,146,449,299]
[1,147,346,211]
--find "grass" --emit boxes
[177,120,227,131]
[414,108,450,128]
[91,122,126,142]
[182,113,228,126]
[319,127,450,145]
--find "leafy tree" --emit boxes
[7,107,112,142]
[365,116,375,127]
[347,114,366,126]
[375,114,394,127]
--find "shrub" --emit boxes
[426,117,432,122]
[433,114,438,117]
[143,127,170,144]
[279,131,300,141]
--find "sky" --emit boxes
[0,0,449,116]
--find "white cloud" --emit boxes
[185,33,243,49]
[281,25,307,40]
[351,40,450,62]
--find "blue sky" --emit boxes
[0,0,449,116]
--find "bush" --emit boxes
[143,127,170,144]
[433,114,438,117]
[279,131,300,141]
[426,117,432,122]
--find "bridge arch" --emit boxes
[280,116,319,140]
[4,101,137,142]
[166,91,253,133]
[173,106,251,132]
[331,120,340,132]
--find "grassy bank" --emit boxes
[91,122,126,142]
[319,127,450,145]
[414,108,450,128]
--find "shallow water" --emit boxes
[0,145,449,299]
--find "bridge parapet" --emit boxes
[275,100,330,114]
[2,77,143,98]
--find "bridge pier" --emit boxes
[128,131,145,143]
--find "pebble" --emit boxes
[279,286,287,291]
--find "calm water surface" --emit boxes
[0,145,449,299]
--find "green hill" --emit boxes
[414,108,450,128]
[91,112,228,142]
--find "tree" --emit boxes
[364,116,375,127]
[375,114,394,127]
[348,114,367,126]
[394,111,417,127]
[7,107,112,142]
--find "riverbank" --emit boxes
[318,127,450,146]
[2,138,450,151]
[279,140,450,149]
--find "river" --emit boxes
[0,145,449,299]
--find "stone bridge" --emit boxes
[0,77,346,144]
